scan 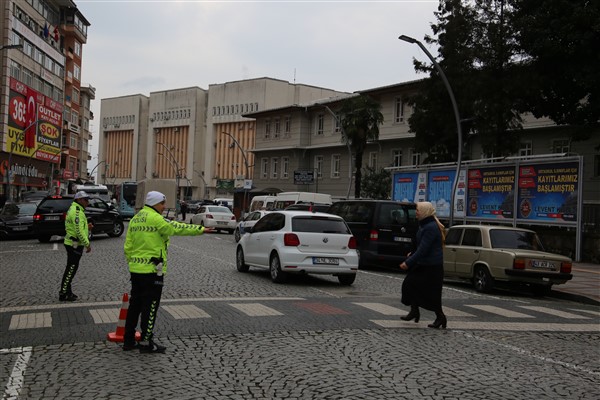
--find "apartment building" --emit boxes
[0,0,90,201]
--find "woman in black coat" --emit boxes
[399,202,447,328]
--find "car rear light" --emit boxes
[206,214,214,219]
[561,262,572,274]
[62,212,67,220]
[230,216,236,221]
[369,229,378,241]
[33,213,41,221]
[284,233,300,246]
[348,236,357,249]
[513,259,525,269]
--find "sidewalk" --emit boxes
[551,262,600,305]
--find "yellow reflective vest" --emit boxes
[64,201,90,248]
[124,205,206,274]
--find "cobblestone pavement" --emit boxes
[1,232,599,399]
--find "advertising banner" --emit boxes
[7,78,62,163]
[392,172,426,202]
[517,162,578,223]
[427,170,456,218]
[466,166,515,219]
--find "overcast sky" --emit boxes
[75,0,440,164]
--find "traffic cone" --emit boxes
[107,293,141,343]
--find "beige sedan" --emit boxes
[443,225,573,295]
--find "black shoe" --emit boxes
[59,294,77,302]
[122,343,139,351]
[428,313,447,329]
[400,307,420,323]
[139,340,166,354]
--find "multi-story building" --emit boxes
[0,0,90,201]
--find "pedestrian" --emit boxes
[59,191,93,301]
[180,200,187,221]
[123,191,213,353]
[399,201,447,329]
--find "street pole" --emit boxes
[221,132,250,216]
[398,34,463,226]
[156,141,182,200]
[89,160,109,183]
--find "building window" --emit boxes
[392,149,402,167]
[282,157,289,178]
[519,141,532,157]
[22,68,33,87]
[44,56,53,71]
[315,155,324,178]
[274,118,280,138]
[73,65,81,81]
[33,47,43,64]
[369,152,378,169]
[395,98,405,123]
[271,158,279,179]
[316,114,324,135]
[410,148,421,166]
[552,139,570,154]
[72,88,79,104]
[70,135,77,149]
[284,116,291,137]
[9,60,20,80]
[72,110,79,125]
[74,41,81,57]
[261,158,268,179]
[334,114,341,133]
[23,41,33,57]
[331,154,340,178]
[265,120,271,139]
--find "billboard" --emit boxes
[392,171,426,203]
[517,161,579,223]
[466,166,515,219]
[6,78,62,163]
[427,170,456,218]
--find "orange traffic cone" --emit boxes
[107,293,141,343]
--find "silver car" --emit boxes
[191,205,237,234]
[236,211,359,285]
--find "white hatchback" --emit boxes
[236,211,359,285]
[191,205,237,234]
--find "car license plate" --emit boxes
[394,236,412,243]
[313,257,339,265]
[531,260,554,269]
[217,221,227,225]
[12,226,28,231]
[46,216,60,221]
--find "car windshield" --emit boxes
[489,229,544,251]
[36,198,73,213]
[292,216,350,234]
[207,206,232,214]
[1,203,37,216]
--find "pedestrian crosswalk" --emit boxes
[4,300,599,332]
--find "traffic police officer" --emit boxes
[123,191,213,353]
[59,191,92,301]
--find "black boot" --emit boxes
[400,306,420,323]
[428,311,447,329]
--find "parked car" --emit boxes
[285,202,332,213]
[0,201,38,240]
[213,198,234,211]
[190,205,237,233]
[327,200,418,268]
[32,195,125,243]
[234,210,271,242]
[236,210,359,285]
[187,199,214,214]
[443,225,573,295]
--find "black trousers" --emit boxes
[60,245,84,295]
[124,272,164,345]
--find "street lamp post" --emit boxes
[156,141,182,200]
[398,34,463,226]
[89,160,109,183]
[221,132,250,215]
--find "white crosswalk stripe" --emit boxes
[162,305,210,319]
[229,303,283,316]
[89,308,119,324]
[570,308,600,317]
[442,306,475,318]
[519,306,590,319]
[353,303,404,315]
[9,313,52,330]
[466,305,535,318]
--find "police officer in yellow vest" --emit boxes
[59,191,93,301]
[123,191,213,353]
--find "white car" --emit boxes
[191,205,237,234]
[236,210,359,285]
[234,210,270,242]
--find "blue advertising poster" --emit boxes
[427,170,455,218]
[517,162,578,223]
[392,172,420,202]
[466,166,515,219]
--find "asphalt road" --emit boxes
[1,228,599,400]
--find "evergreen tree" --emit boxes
[360,167,392,199]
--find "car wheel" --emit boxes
[531,284,552,297]
[236,246,249,272]
[108,221,125,237]
[228,229,234,235]
[338,274,356,286]
[38,235,51,243]
[270,253,287,283]
[234,228,241,243]
[473,265,494,292]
